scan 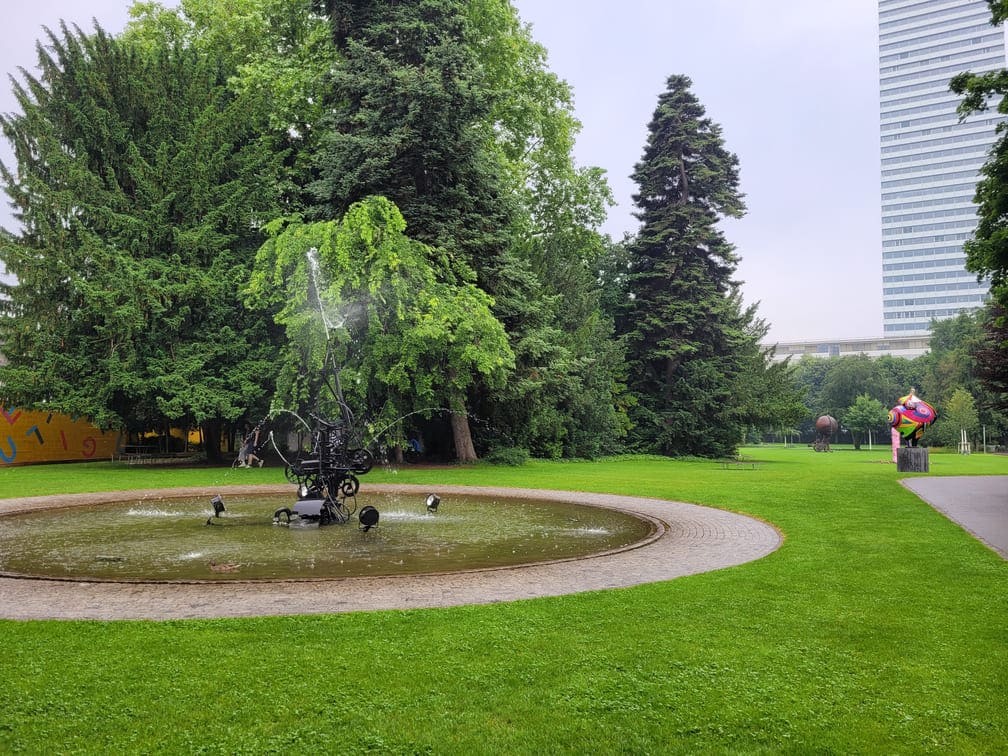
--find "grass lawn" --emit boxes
[1,445,1005,753]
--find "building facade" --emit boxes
[770,335,931,362]
[879,0,1005,336]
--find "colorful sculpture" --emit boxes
[889,389,936,462]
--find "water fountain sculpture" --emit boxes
[270,247,376,527]
[274,409,374,526]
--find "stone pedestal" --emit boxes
[897,447,929,473]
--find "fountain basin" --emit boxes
[0,485,659,582]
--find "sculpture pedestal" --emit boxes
[897,447,929,473]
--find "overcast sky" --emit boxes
[2,1,884,343]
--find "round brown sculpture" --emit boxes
[814,415,838,452]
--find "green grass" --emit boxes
[1,445,1006,753]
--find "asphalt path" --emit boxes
[901,475,1008,559]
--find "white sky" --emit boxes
[2,1,888,342]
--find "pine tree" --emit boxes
[310,0,510,276]
[619,74,755,457]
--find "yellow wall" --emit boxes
[0,407,121,466]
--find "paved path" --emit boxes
[0,484,781,621]
[901,475,1008,559]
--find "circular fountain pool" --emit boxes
[0,490,657,582]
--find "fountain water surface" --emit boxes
[0,490,657,582]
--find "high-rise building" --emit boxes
[879,0,1005,336]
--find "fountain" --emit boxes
[0,490,658,581]
[267,247,378,527]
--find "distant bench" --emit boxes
[119,445,156,462]
[720,456,759,470]
[118,447,200,465]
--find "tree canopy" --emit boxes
[246,196,514,461]
[0,21,281,456]
[0,2,813,461]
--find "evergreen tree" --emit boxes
[308,0,518,459]
[975,304,1008,443]
[0,23,281,457]
[310,0,510,276]
[618,74,755,457]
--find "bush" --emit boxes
[483,446,530,466]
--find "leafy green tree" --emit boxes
[726,315,807,436]
[819,355,890,420]
[464,0,627,458]
[247,196,514,462]
[0,22,280,457]
[617,74,766,457]
[918,312,983,404]
[949,0,1008,314]
[929,388,981,449]
[843,393,890,450]
[791,356,832,429]
[308,0,628,459]
[124,0,333,216]
[969,304,1008,446]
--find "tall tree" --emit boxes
[0,22,280,457]
[974,303,1008,444]
[310,0,510,275]
[618,74,760,457]
[464,0,628,458]
[307,0,518,457]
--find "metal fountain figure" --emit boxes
[271,248,376,528]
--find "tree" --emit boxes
[124,0,334,217]
[974,304,1008,444]
[0,22,281,457]
[843,393,890,451]
[725,313,807,436]
[949,0,1008,315]
[617,74,765,457]
[310,0,511,273]
[463,0,627,458]
[919,312,983,404]
[929,387,980,449]
[246,196,514,462]
[819,355,890,420]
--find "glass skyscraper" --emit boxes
[879,0,1005,336]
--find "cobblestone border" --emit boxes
[0,484,782,620]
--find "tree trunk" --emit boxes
[450,410,477,463]
[202,419,223,463]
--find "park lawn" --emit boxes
[0,446,1005,753]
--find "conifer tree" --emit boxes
[0,23,280,456]
[618,74,762,457]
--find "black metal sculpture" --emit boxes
[277,410,374,526]
[271,247,380,528]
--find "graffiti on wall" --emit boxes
[0,407,121,465]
